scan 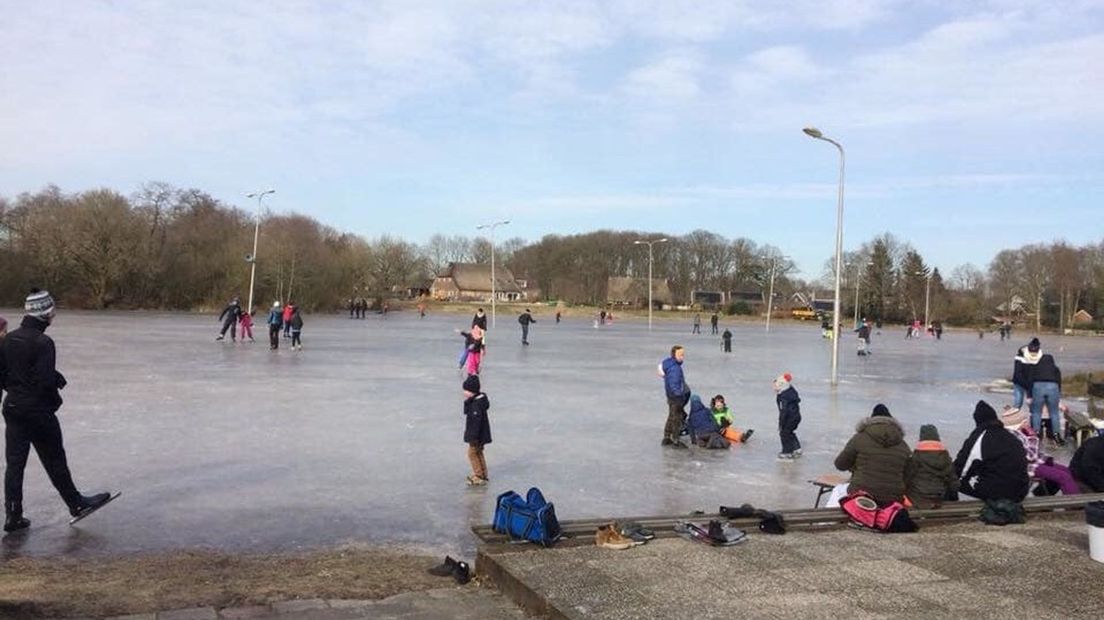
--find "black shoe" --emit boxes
[428,555,458,577]
[741,429,755,443]
[68,492,111,518]
[660,438,674,446]
[1053,437,1066,447]
[452,560,471,585]
[4,502,30,532]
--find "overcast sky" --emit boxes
[2,0,1101,278]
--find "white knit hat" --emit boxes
[25,289,56,319]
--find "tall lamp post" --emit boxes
[244,189,275,314]
[476,219,510,328]
[764,254,789,333]
[634,237,669,330]
[915,270,932,329]
[803,126,845,386]
[853,261,873,327]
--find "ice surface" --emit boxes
[0,309,1100,559]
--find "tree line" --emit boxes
[1,184,1101,328]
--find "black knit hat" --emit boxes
[462,375,481,392]
[871,404,891,418]
[973,400,997,425]
[919,424,940,441]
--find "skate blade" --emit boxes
[69,491,121,525]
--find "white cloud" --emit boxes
[622,49,705,103]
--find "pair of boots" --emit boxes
[4,492,112,532]
[427,556,470,584]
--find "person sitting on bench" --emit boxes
[1000,406,1080,495]
[954,401,1029,502]
[686,394,729,449]
[827,404,911,507]
[905,424,959,509]
[1071,435,1104,493]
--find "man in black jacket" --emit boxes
[216,297,242,342]
[518,309,536,345]
[954,400,1029,502]
[0,289,111,532]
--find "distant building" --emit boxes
[607,276,673,308]
[727,288,765,307]
[691,290,724,309]
[431,262,524,302]
[1072,309,1094,325]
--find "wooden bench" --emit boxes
[472,493,1104,544]
[809,473,849,508]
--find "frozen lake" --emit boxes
[1,308,1101,559]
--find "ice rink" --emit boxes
[1,308,1099,558]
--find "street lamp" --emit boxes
[853,261,873,327]
[244,189,275,314]
[914,270,932,330]
[763,254,789,333]
[634,238,669,330]
[476,219,510,328]
[803,126,846,386]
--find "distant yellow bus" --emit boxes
[791,308,818,320]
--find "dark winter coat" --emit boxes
[463,393,492,445]
[1071,436,1104,492]
[686,395,721,439]
[856,325,871,342]
[267,309,283,327]
[954,420,1029,502]
[906,442,960,506]
[776,386,801,432]
[1029,354,1061,389]
[290,313,304,331]
[661,357,688,401]
[834,416,912,504]
[0,316,66,417]
[1012,346,1037,390]
[472,313,487,330]
[218,303,242,326]
[518,312,535,325]
[460,331,484,353]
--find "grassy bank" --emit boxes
[0,547,451,619]
[1064,370,1104,398]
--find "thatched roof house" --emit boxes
[431,263,524,302]
[607,276,674,308]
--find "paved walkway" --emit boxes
[480,513,1104,619]
[73,587,527,620]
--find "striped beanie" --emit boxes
[25,288,56,319]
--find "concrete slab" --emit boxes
[480,513,1104,619]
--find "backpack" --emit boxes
[492,487,563,546]
[840,491,918,533]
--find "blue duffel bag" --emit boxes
[492,487,563,546]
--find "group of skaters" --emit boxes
[690,312,721,335]
[347,297,371,319]
[215,296,303,350]
[0,290,114,533]
[659,345,801,457]
[905,319,943,339]
[819,399,1103,514]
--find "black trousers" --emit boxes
[291,331,302,347]
[780,427,801,454]
[269,324,281,348]
[4,410,80,506]
[219,318,236,339]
